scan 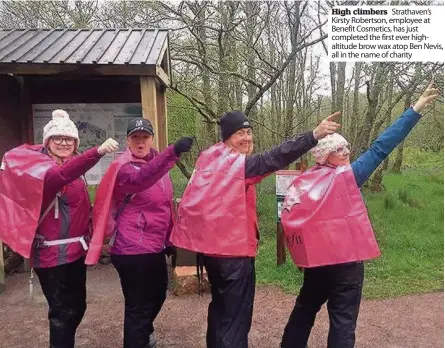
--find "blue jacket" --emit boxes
[352,107,421,188]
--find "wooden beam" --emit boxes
[0,241,5,294]
[156,84,168,151]
[140,76,159,150]
[156,66,170,87]
[23,259,31,272]
[0,63,159,77]
[18,76,33,144]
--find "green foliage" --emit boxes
[383,194,396,210]
[87,185,97,203]
[167,91,203,165]
[170,166,191,199]
[405,108,444,152]
[167,91,198,144]
[390,146,444,173]
[397,188,424,209]
[361,170,443,299]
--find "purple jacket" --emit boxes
[33,146,103,268]
[111,145,179,255]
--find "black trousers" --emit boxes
[34,257,87,348]
[281,262,364,348]
[203,256,256,348]
[111,252,168,348]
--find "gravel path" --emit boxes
[0,264,442,348]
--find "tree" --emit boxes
[392,62,423,173]
[0,1,100,28]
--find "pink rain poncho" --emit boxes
[281,165,381,268]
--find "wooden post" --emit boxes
[23,259,31,272]
[156,84,168,151]
[0,241,5,294]
[20,76,33,273]
[140,76,159,150]
[276,222,286,266]
[19,76,33,144]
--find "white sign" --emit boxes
[276,170,301,196]
[277,200,284,219]
[32,103,142,185]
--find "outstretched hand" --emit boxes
[313,111,341,140]
[413,80,440,114]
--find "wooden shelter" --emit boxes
[0,28,172,293]
[0,28,171,151]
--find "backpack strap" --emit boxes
[109,193,135,246]
[37,197,57,226]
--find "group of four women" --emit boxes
[0,80,438,348]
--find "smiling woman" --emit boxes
[0,108,119,348]
[170,109,342,348]
[43,110,80,161]
[220,111,254,155]
[47,135,76,160]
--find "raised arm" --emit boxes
[245,112,341,184]
[116,145,179,194]
[44,138,119,195]
[117,137,193,194]
[352,82,439,187]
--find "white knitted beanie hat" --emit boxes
[310,133,349,164]
[42,109,79,150]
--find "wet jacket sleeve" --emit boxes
[43,146,102,197]
[352,107,421,188]
[116,145,179,194]
[245,131,317,184]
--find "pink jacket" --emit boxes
[33,146,102,268]
[110,146,179,255]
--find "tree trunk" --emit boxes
[370,68,394,190]
[369,164,385,192]
[244,1,258,144]
[217,3,230,115]
[392,62,422,173]
[283,2,300,136]
[383,68,395,170]
[353,63,388,159]
[392,139,405,173]
[330,62,336,113]
[350,62,363,143]
[284,61,297,136]
[392,92,413,173]
[233,40,243,110]
[191,3,216,143]
[334,61,346,123]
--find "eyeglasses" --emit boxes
[51,136,75,146]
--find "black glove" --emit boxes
[164,246,177,258]
[174,136,193,155]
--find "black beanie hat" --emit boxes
[218,111,252,141]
